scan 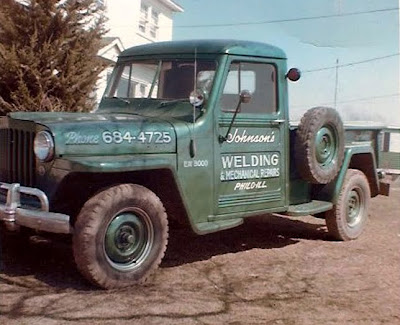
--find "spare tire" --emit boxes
[295,107,345,184]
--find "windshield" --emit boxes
[105,59,217,100]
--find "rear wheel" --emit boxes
[326,169,370,241]
[73,184,168,289]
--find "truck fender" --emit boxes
[53,155,175,173]
[315,146,379,204]
[52,156,199,232]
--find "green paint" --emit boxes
[315,126,337,168]
[0,40,390,235]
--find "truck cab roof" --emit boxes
[119,39,287,59]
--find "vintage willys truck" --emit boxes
[0,40,393,288]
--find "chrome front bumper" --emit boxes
[0,183,72,234]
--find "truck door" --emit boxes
[215,59,287,215]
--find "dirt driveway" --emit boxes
[1,186,399,325]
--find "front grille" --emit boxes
[0,127,36,187]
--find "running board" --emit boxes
[195,218,244,235]
[285,200,333,217]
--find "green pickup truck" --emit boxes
[0,40,397,289]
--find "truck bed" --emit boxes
[290,121,400,171]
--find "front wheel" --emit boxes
[73,184,168,289]
[326,169,370,241]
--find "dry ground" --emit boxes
[0,185,399,325]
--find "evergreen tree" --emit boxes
[0,0,106,115]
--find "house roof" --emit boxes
[159,0,184,12]
[98,37,124,62]
[119,39,286,59]
[100,37,120,48]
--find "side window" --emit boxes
[220,61,277,114]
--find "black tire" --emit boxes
[73,184,168,289]
[326,169,370,241]
[295,107,345,184]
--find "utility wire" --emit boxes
[112,6,400,108]
[303,53,400,73]
[291,93,400,108]
[334,93,400,104]
[113,6,399,29]
[172,7,399,29]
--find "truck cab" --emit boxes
[0,40,393,289]
[99,40,290,232]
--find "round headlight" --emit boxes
[34,131,55,162]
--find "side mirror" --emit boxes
[286,68,301,82]
[239,89,252,104]
[189,89,205,107]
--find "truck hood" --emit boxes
[10,111,177,156]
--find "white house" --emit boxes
[104,0,183,48]
[95,0,184,102]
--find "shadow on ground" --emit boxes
[163,214,327,267]
[0,214,327,289]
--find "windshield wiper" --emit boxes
[159,99,189,107]
[112,97,131,104]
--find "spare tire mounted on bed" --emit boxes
[295,107,345,184]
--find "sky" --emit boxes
[172,0,400,126]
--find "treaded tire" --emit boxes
[73,184,168,289]
[326,169,370,241]
[295,107,344,184]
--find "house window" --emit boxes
[139,3,149,33]
[149,10,159,38]
[138,2,160,39]
[140,3,149,18]
[139,20,146,33]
